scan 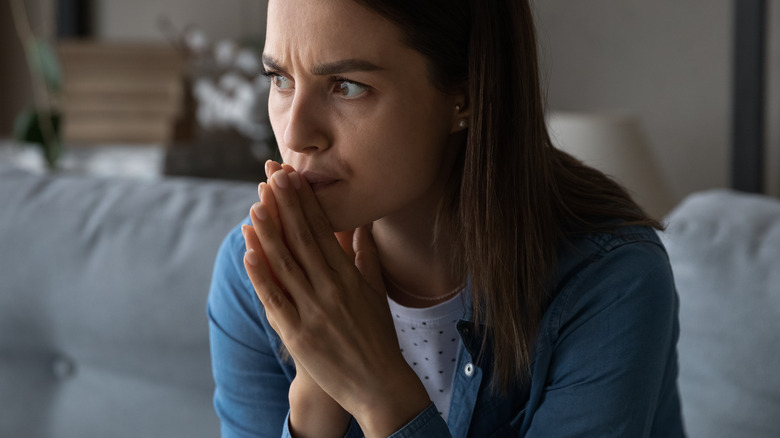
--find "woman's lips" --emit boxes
[300,170,340,192]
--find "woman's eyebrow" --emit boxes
[310,59,385,75]
[262,54,286,72]
[262,54,385,75]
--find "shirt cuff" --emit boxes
[282,410,363,438]
[387,403,450,438]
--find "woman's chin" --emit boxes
[328,217,360,233]
[323,210,371,234]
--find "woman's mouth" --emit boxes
[300,170,340,192]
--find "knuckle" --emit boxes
[277,251,298,274]
[256,281,287,311]
[279,191,297,208]
[256,223,275,240]
[321,282,341,299]
[265,289,286,309]
[321,275,347,301]
[308,213,333,238]
[306,308,327,330]
[293,226,317,248]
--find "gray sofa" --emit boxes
[1,162,778,437]
[0,163,256,437]
[661,190,780,438]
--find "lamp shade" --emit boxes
[547,111,674,220]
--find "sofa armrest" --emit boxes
[660,190,780,438]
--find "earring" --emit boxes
[455,104,462,112]
[458,119,468,129]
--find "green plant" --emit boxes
[10,0,63,169]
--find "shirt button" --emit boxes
[464,362,474,377]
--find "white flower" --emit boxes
[184,27,208,54]
[193,74,270,141]
[235,49,260,75]
[214,39,237,68]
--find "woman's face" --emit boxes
[264,0,465,232]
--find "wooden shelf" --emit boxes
[58,40,187,145]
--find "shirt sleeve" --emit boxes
[523,239,683,437]
[207,220,293,438]
[281,412,366,438]
[387,403,452,438]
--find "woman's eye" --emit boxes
[336,80,367,98]
[271,74,292,90]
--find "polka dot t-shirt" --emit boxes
[388,293,465,421]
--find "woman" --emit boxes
[207,0,685,437]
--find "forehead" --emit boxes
[265,0,407,67]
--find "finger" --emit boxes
[281,165,357,275]
[243,242,300,334]
[243,223,282,284]
[261,159,289,233]
[262,160,296,237]
[267,168,337,285]
[266,160,284,181]
[244,248,293,334]
[250,202,315,302]
[259,182,283,238]
[243,224,285,334]
[354,224,385,294]
[242,224,253,249]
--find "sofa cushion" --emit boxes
[0,163,257,437]
[660,190,780,438]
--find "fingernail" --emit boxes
[257,182,264,199]
[273,170,289,189]
[265,160,273,178]
[241,224,250,239]
[252,202,267,221]
[245,249,258,266]
[289,171,301,189]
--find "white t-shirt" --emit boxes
[388,294,466,421]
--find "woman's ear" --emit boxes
[450,86,470,133]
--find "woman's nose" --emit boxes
[282,93,329,154]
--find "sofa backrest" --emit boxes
[661,190,780,438]
[0,164,257,438]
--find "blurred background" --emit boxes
[1,0,274,181]
[2,2,779,437]
[535,0,780,212]
[1,0,778,208]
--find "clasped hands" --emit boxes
[242,161,430,438]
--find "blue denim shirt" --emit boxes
[208,219,685,437]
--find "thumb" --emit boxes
[353,224,384,293]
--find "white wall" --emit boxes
[534,0,780,201]
[93,0,267,42]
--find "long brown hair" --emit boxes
[356,0,662,391]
